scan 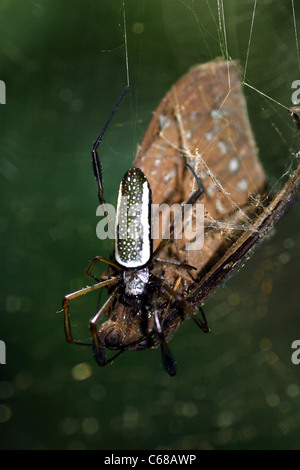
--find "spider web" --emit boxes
[54,0,300,450]
[75,0,299,351]
[108,1,300,447]
[85,0,300,330]
[121,0,299,301]
[102,1,300,223]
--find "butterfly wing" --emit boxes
[135,60,267,286]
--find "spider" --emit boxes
[62,86,209,376]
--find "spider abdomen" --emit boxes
[115,167,153,268]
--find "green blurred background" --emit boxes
[0,0,300,450]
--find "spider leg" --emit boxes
[199,306,209,329]
[153,299,176,376]
[62,278,119,346]
[86,255,122,282]
[152,275,210,333]
[164,276,182,313]
[155,257,197,271]
[89,288,120,367]
[153,163,204,259]
[92,86,129,236]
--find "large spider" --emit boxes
[62,87,209,376]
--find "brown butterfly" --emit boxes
[62,59,300,376]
